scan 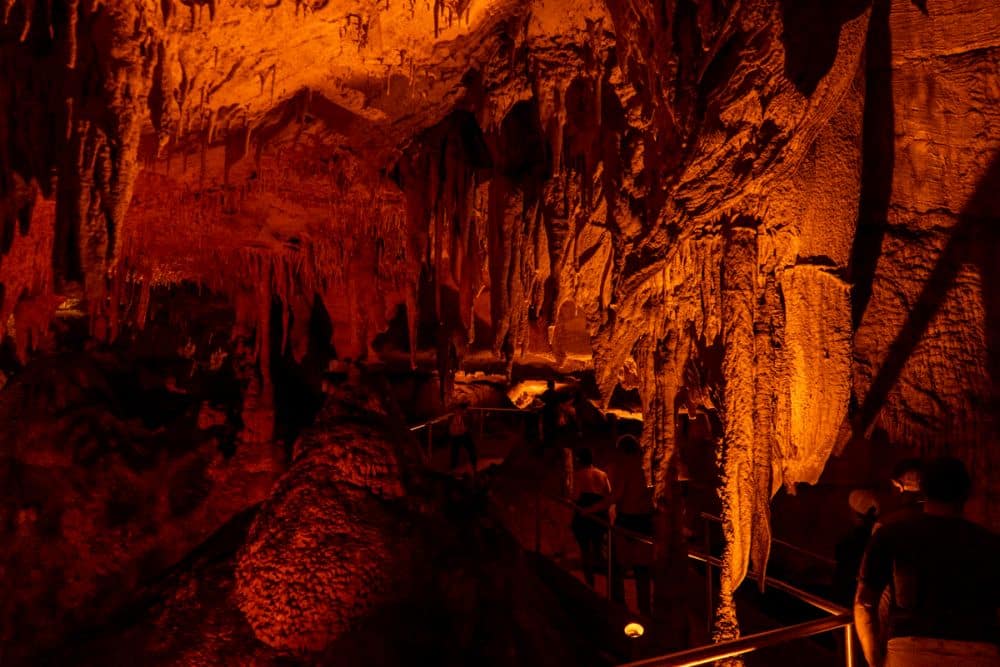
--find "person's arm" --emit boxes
[854,531,892,667]
[855,583,883,667]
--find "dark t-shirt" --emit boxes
[859,513,1000,644]
[540,390,562,427]
[874,492,923,531]
[833,516,877,606]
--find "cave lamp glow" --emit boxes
[624,622,644,638]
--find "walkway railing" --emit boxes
[408,406,536,461]
[699,511,837,568]
[617,613,853,667]
[407,411,854,666]
[536,490,653,597]
[532,492,855,667]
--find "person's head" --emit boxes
[922,456,971,510]
[197,401,225,430]
[575,447,594,467]
[848,489,880,523]
[616,434,641,456]
[891,458,922,493]
[547,379,555,391]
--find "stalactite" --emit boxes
[715,220,757,648]
[17,0,32,41]
[76,126,111,304]
[0,192,55,354]
[66,0,78,67]
[2,0,15,26]
[749,272,780,589]
[135,271,151,329]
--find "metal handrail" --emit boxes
[407,406,538,460]
[686,551,847,616]
[412,414,855,666]
[616,613,853,667]
[408,405,538,432]
[699,512,837,567]
[531,494,855,666]
[537,496,842,610]
[541,491,656,545]
[468,406,531,413]
[533,489,656,598]
[408,414,452,432]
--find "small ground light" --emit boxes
[624,622,644,638]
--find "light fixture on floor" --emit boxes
[624,622,644,638]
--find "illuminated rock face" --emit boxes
[850,3,1000,524]
[235,382,412,651]
[1,0,999,653]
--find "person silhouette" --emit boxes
[855,457,1000,667]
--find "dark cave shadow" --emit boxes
[853,152,1000,440]
[780,0,929,96]
[850,0,894,330]
[779,0,871,96]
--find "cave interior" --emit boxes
[1,0,999,664]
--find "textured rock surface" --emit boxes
[0,349,283,662]
[43,388,603,667]
[850,1,1000,527]
[235,380,412,651]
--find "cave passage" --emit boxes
[2,0,999,665]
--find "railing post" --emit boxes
[607,526,614,599]
[534,489,542,554]
[705,515,713,634]
[844,624,855,667]
[427,423,433,459]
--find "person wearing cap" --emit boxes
[874,459,923,532]
[855,457,1000,667]
[868,459,926,649]
[832,490,880,606]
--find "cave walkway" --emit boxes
[411,409,652,610]
[410,409,850,666]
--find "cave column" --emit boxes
[714,220,758,647]
[239,271,275,445]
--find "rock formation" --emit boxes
[235,378,414,652]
